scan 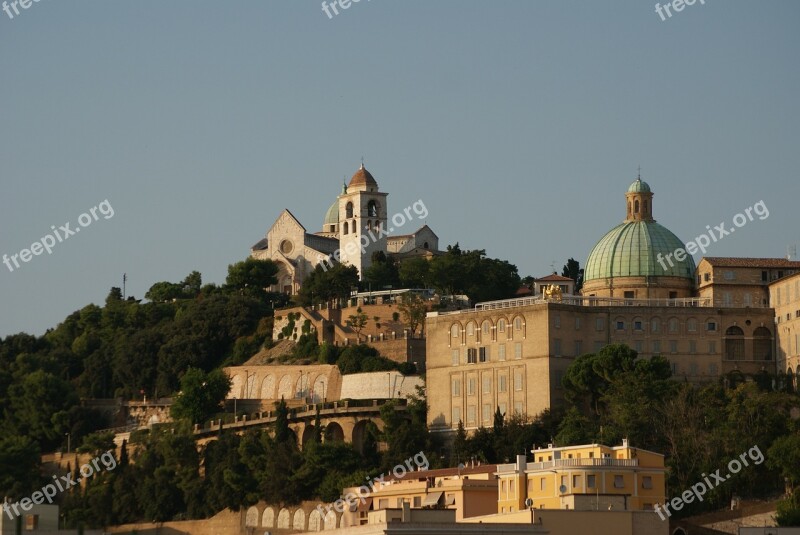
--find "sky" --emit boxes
[1,0,798,337]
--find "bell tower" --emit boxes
[338,164,388,278]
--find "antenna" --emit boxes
[123,273,127,299]
[788,244,797,261]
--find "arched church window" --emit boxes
[634,200,640,213]
[367,220,372,231]
[343,222,349,235]
[367,200,378,217]
[423,241,429,249]
[644,200,649,213]
[346,202,354,219]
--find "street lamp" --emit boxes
[233,397,237,421]
[65,433,71,454]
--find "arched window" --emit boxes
[725,326,745,360]
[423,241,429,249]
[753,326,772,360]
[687,318,697,332]
[482,320,491,336]
[651,317,661,333]
[451,324,460,339]
[367,200,378,217]
[634,200,640,213]
[345,202,354,218]
[366,220,372,231]
[467,322,475,336]
[343,221,349,235]
[498,319,506,332]
[514,317,523,331]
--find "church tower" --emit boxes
[338,164,388,278]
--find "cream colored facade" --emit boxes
[462,508,667,535]
[426,295,775,431]
[496,442,665,514]
[770,271,800,389]
[697,257,800,308]
[341,464,499,524]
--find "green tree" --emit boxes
[561,258,584,292]
[398,257,430,288]
[363,251,400,290]
[397,293,427,336]
[170,368,232,424]
[225,258,279,297]
[346,307,369,342]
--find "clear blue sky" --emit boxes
[1,0,798,337]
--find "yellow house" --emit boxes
[497,440,666,513]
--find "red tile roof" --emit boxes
[702,257,800,269]
[535,274,575,282]
[384,464,498,482]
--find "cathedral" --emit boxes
[250,164,440,294]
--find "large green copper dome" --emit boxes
[584,220,695,281]
[323,200,339,226]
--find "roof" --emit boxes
[250,238,268,251]
[627,178,651,193]
[584,220,696,281]
[516,286,533,296]
[535,274,574,282]
[323,199,339,226]
[384,464,498,482]
[348,164,378,190]
[702,257,800,269]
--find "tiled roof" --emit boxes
[384,464,498,482]
[251,238,268,251]
[703,257,800,268]
[535,274,574,282]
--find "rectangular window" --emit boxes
[614,475,624,488]
[642,476,653,489]
[587,475,596,488]
[744,293,752,307]
[554,339,562,356]
[467,405,476,424]
[482,404,491,423]
[669,319,678,332]
[540,478,546,491]
[498,344,506,361]
[704,272,710,282]
[499,374,508,393]
[634,340,643,353]
[724,270,735,280]
[652,340,661,353]
[482,375,491,394]
[575,317,582,329]
[670,340,678,354]
[687,319,697,332]
[514,343,522,360]
[596,317,604,331]
[572,475,581,488]
[514,401,523,414]
[554,315,561,328]
[709,363,718,375]
[452,379,461,397]
[451,349,459,366]
[689,340,696,354]
[690,362,698,376]
[762,270,768,282]
[452,407,461,424]
[555,370,563,390]
[651,318,660,333]
[616,320,625,330]
[634,320,643,331]
[723,292,733,306]
[467,377,476,396]
[498,402,506,416]
[707,321,717,331]
[413,496,422,507]
[498,320,505,333]
[671,362,678,375]
[514,371,523,391]
[467,348,477,364]
[574,340,583,356]
[479,346,489,362]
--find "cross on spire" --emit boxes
[637,165,642,180]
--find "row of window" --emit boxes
[775,279,800,306]
[340,219,382,236]
[453,401,525,425]
[451,343,524,365]
[450,318,524,342]
[452,371,524,397]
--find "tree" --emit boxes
[561,258,584,292]
[170,368,232,424]
[397,293,427,336]
[346,307,368,342]
[363,251,400,290]
[398,257,430,288]
[225,258,279,297]
[298,263,359,306]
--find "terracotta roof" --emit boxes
[703,257,800,269]
[384,464,498,482]
[348,164,378,189]
[516,286,533,296]
[535,274,574,282]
